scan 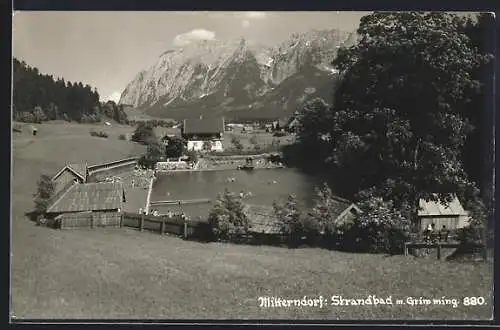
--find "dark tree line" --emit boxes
[12,58,128,124]
[289,12,493,248]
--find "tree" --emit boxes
[33,174,55,214]
[131,122,156,145]
[273,194,310,247]
[164,136,186,159]
[308,183,342,238]
[12,58,103,123]
[298,12,492,220]
[208,189,249,241]
[460,13,495,207]
[32,106,47,123]
[294,98,335,170]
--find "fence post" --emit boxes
[120,213,124,228]
[183,221,188,239]
[91,214,95,229]
[160,219,165,235]
[404,242,408,256]
[140,214,144,232]
[437,244,441,260]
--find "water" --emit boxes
[149,168,323,219]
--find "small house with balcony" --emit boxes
[417,195,471,232]
[181,116,225,152]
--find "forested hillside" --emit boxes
[12,58,127,124]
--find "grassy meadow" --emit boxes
[11,121,493,320]
[222,129,295,152]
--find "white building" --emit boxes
[182,116,225,152]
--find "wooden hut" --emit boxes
[243,204,282,244]
[45,182,126,229]
[52,163,88,195]
[243,197,361,242]
[418,195,471,232]
[314,196,362,230]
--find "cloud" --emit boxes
[244,12,267,19]
[173,29,216,46]
[241,20,250,28]
[105,92,121,103]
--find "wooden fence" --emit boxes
[56,211,211,240]
[121,212,212,239]
[87,157,139,176]
[404,241,485,260]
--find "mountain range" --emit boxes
[119,29,357,120]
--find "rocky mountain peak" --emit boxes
[119,28,356,118]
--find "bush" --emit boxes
[208,189,249,242]
[138,141,165,169]
[138,155,155,169]
[118,134,126,140]
[345,194,410,254]
[90,130,109,138]
[230,136,243,152]
[455,197,489,256]
[185,149,198,163]
[249,134,258,145]
[131,122,156,145]
[33,174,55,214]
[164,136,186,158]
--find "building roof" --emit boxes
[316,196,360,222]
[243,204,281,235]
[418,195,468,217]
[182,117,224,135]
[47,182,124,213]
[243,197,360,235]
[52,163,88,182]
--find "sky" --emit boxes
[12,11,369,103]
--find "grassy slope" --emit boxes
[222,130,295,151]
[11,122,493,320]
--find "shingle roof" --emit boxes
[243,204,281,235]
[182,117,224,135]
[418,195,468,216]
[243,197,360,235]
[47,182,124,213]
